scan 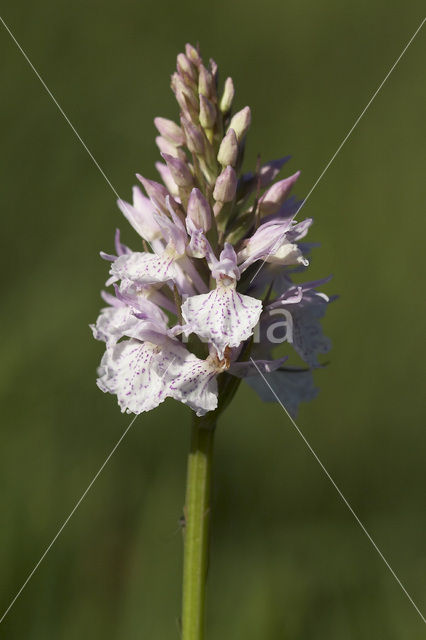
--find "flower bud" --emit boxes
[199,95,216,129]
[171,73,198,116]
[209,58,218,83]
[154,117,185,145]
[258,171,300,216]
[185,43,202,67]
[161,153,194,188]
[181,116,205,155]
[155,136,187,161]
[219,77,235,113]
[228,106,251,141]
[217,128,238,167]
[198,64,214,98]
[137,174,170,211]
[213,166,237,203]
[177,53,197,83]
[187,188,212,231]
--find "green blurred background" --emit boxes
[1,1,425,637]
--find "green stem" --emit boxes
[182,414,216,640]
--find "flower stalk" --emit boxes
[182,414,215,640]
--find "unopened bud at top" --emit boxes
[198,64,214,98]
[185,43,202,67]
[219,77,235,114]
[228,106,251,141]
[177,53,197,84]
[154,117,185,146]
[161,153,194,189]
[181,116,205,155]
[258,171,300,215]
[217,128,238,167]
[187,188,212,231]
[209,58,218,83]
[199,95,216,129]
[171,73,199,116]
[213,166,237,203]
[137,175,171,211]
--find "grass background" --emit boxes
[0,1,425,637]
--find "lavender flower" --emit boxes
[92,44,333,418]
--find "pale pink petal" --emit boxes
[91,305,147,348]
[117,186,161,242]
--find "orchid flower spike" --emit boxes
[92,43,334,419]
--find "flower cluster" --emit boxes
[92,44,333,418]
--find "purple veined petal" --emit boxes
[181,282,262,359]
[110,251,179,287]
[228,355,288,378]
[244,368,318,418]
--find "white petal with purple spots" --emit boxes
[110,251,178,286]
[97,340,168,413]
[181,282,262,359]
[168,358,219,416]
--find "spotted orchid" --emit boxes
[92,43,333,420]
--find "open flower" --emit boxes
[181,244,262,359]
